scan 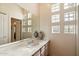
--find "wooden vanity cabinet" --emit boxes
[33,42,49,56]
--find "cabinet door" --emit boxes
[40,43,49,56]
[45,43,48,56]
[40,46,45,56]
[33,50,40,56]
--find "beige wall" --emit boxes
[31,4,40,34]
[0,4,23,19]
[39,3,77,56]
[39,4,51,40]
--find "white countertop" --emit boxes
[0,38,49,56]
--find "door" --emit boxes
[11,18,22,42]
[49,3,76,56]
[16,20,21,41]
[0,13,9,45]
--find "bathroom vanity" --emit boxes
[0,38,49,56]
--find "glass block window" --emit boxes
[69,11,75,21]
[50,3,76,34]
[51,4,60,12]
[28,27,32,32]
[64,11,75,21]
[64,12,69,21]
[64,25,69,33]
[64,3,75,9]
[69,25,75,33]
[51,3,60,33]
[52,25,60,33]
[28,20,32,25]
[28,12,32,18]
[64,25,75,33]
[51,14,60,23]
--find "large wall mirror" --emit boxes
[0,3,40,45]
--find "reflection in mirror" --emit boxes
[0,12,9,45]
[22,11,32,39]
[0,3,40,45]
[11,18,22,42]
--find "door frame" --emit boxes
[11,17,22,42]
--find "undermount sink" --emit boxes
[15,38,40,48]
[27,40,40,48]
